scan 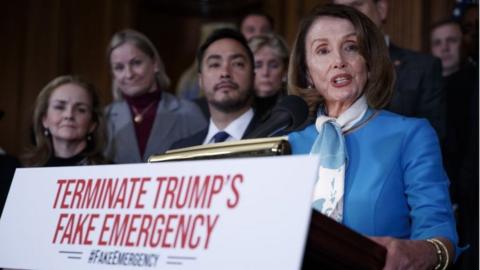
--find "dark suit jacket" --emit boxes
[388,43,446,141]
[0,154,21,217]
[170,109,262,150]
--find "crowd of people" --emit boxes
[0,1,478,269]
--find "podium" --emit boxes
[149,137,386,269]
[302,210,386,269]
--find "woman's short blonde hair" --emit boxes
[107,29,170,100]
[248,33,289,67]
[288,4,395,116]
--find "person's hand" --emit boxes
[369,236,437,270]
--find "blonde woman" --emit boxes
[248,34,289,118]
[105,29,207,163]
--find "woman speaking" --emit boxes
[288,4,460,269]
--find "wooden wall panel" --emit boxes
[0,0,136,157]
[137,10,204,94]
[95,0,137,104]
[14,0,64,155]
[265,0,329,47]
[280,0,303,46]
[429,0,457,24]
[0,1,29,156]
[65,0,134,106]
[0,0,459,158]
[267,0,456,52]
[382,0,454,52]
[384,1,423,51]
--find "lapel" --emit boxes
[111,101,142,161]
[191,128,209,146]
[143,92,179,159]
[170,127,208,150]
[242,109,262,138]
[389,44,407,74]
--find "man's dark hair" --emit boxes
[196,28,255,72]
[430,19,463,34]
[239,11,275,30]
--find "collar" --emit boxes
[203,108,254,144]
[46,151,87,167]
[316,95,368,133]
[123,90,162,108]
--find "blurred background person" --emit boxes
[171,28,261,149]
[457,3,478,65]
[288,4,459,269]
[22,75,107,167]
[0,151,20,217]
[248,33,289,119]
[239,11,274,41]
[0,110,22,217]
[333,0,446,142]
[431,17,479,270]
[431,19,464,76]
[105,29,207,163]
[430,18,477,185]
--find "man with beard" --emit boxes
[170,28,261,149]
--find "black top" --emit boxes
[44,152,89,167]
[442,61,479,270]
[254,92,283,122]
[442,62,478,202]
[0,154,22,217]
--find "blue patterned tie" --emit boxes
[213,131,230,143]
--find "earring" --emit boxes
[87,134,92,141]
[307,84,313,89]
[44,128,50,137]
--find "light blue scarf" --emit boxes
[310,95,368,222]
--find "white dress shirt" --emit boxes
[203,108,254,144]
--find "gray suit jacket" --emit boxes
[105,92,207,163]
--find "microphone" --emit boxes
[246,95,309,138]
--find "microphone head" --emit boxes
[272,95,309,130]
[246,95,309,139]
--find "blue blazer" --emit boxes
[289,110,459,249]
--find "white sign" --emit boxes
[0,155,318,270]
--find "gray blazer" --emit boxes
[105,92,207,163]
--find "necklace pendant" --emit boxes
[134,115,143,123]
[131,101,156,124]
